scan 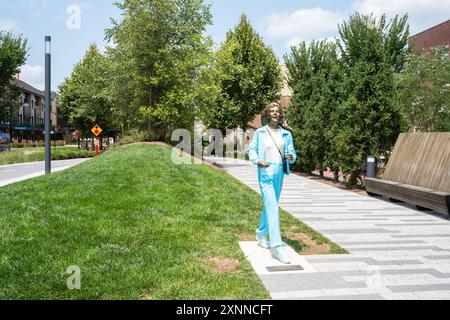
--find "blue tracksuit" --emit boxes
[247,125,297,248]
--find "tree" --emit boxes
[0,31,28,123]
[397,46,450,132]
[285,40,344,178]
[105,0,214,141]
[58,44,118,139]
[201,14,282,134]
[334,13,410,186]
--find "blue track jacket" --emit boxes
[247,124,297,176]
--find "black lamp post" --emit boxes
[45,36,51,174]
[8,87,12,150]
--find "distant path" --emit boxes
[0,158,90,187]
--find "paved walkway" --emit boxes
[0,158,91,187]
[205,157,450,300]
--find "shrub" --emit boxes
[11,140,66,148]
[116,129,158,146]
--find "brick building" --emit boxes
[409,19,450,56]
[0,74,58,143]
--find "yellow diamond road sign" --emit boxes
[91,124,102,137]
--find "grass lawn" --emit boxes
[0,144,346,299]
[0,146,95,165]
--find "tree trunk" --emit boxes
[333,170,339,182]
[348,170,359,188]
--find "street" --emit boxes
[0,158,91,187]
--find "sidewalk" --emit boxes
[0,158,91,187]
[205,156,450,300]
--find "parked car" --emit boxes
[0,132,11,152]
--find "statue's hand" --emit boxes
[257,160,270,168]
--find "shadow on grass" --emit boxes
[281,235,303,253]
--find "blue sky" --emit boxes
[1,0,449,91]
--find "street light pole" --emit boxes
[45,36,51,174]
[8,86,12,150]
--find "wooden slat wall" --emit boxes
[383,133,450,193]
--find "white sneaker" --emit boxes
[255,234,269,249]
[270,247,290,264]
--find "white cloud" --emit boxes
[264,7,345,39]
[287,36,338,49]
[263,1,449,50]
[352,0,450,16]
[0,19,20,32]
[19,64,45,91]
[263,7,345,49]
[351,0,450,35]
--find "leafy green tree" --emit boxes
[397,46,450,132]
[201,14,282,134]
[335,13,410,186]
[0,31,28,123]
[285,40,344,179]
[105,0,214,141]
[58,44,118,138]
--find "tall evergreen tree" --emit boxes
[335,13,410,186]
[201,14,282,134]
[285,40,344,178]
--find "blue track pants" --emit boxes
[256,162,285,248]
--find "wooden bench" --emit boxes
[365,132,450,216]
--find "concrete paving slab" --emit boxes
[239,241,316,275]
